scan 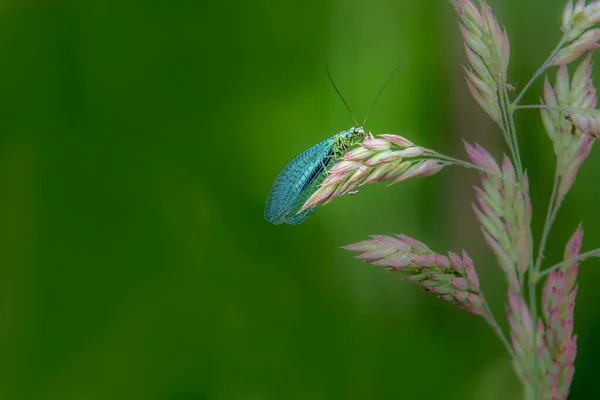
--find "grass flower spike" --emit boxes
[466,142,531,291]
[556,1,600,64]
[538,225,582,399]
[299,134,445,212]
[507,224,580,397]
[343,235,485,316]
[454,0,510,124]
[541,54,597,200]
[278,2,600,398]
[506,292,538,383]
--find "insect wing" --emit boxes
[284,204,317,225]
[264,136,336,224]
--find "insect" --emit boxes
[264,126,367,224]
[264,65,400,225]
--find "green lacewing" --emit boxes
[264,65,400,225]
[264,126,366,225]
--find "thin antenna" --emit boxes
[326,63,360,127]
[362,63,402,126]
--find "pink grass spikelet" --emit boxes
[466,142,531,290]
[299,134,445,212]
[542,54,596,201]
[566,111,600,137]
[462,250,480,291]
[389,160,443,185]
[361,138,391,152]
[506,291,546,382]
[538,225,582,399]
[453,0,510,124]
[379,134,414,148]
[555,1,600,65]
[344,146,372,161]
[399,234,431,253]
[344,234,486,316]
[464,142,502,176]
[554,28,600,64]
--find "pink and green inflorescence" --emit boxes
[297,0,600,398]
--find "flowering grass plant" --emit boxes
[302,1,600,398]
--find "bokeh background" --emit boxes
[0,0,599,399]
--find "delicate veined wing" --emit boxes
[265,127,361,225]
[265,136,337,224]
[282,172,325,224]
[285,205,317,225]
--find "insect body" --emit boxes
[264,63,399,225]
[264,126,366,224]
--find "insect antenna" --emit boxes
[325,63,360,127]
[362,63,402,127]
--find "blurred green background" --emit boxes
[0,0,599,399]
